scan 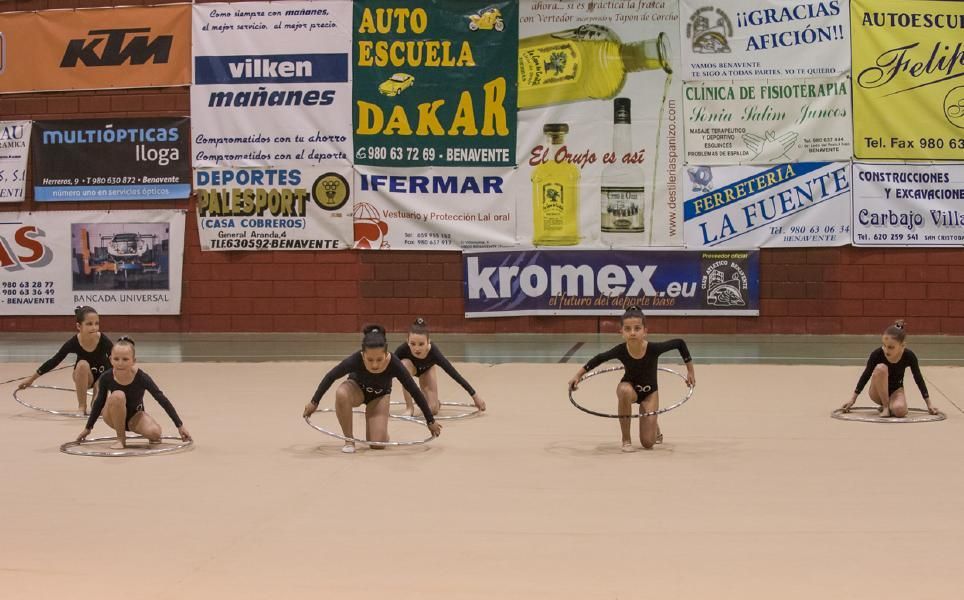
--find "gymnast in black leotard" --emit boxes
[76,337,191,449]
[569,306,696,452]
[304,325,442,453]
[394,318,486,417]
[18,306,112,414]
[841,320,938,418]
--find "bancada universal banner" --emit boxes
[463,249,760,317]
[195,166,353,251]
[0,121,30,203]
[191,2,353,167]
[0,210,185,315]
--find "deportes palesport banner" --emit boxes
[463,249,759,317]
[683,161,851,248]
[852,163,964,247]
[191,2,352,167]
[851,0,964,160]
[0,121,30,203]
[0,210,185,315]
[195,166,353,251]
[680,0,851,80]
[683,75,852,164]
[31,118,191,202]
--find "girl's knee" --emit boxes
[143,424,162,442]
[892,404,908,418]
[106,391,126,406]
[872,364,888,377]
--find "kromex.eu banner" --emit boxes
[31,118,191,201]
[0,210,185,315]
[463,249,759,317]
[0,121,30,203]
[195,167,353,250]
[192,2,352,166]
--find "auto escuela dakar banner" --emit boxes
[0,210,185,316]
[463,249,759,317]
[683,161,852,248]
[352,0,517,168]
[195,167,353,251]
[0,5,191,94]
[31,118,191,202]
[680,0,850,80]
[191,2,352,167]
[0,121,30,203]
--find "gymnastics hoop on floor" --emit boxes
[569,366,694,419]
[60,435,193,457]
[13,385,93,418]
[389,399,481,420]
[304,408,435,446]
[831,406,946,423]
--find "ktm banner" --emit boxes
[0,5,190,94]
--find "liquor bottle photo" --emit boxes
[601,97,645,245]
[518,25,671,110]
[532,123,580,246]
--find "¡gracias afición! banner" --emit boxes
[0,121,30,203]
[0,210,185,315]
[31,118,191,202]
[463,249,759,317]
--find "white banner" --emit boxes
[1,210,185,315]
[352,168,517,250]
[683,76,852,164]
[683,161,851,248]
[852,163,964,247]
[191,2,352,167]
[0,121,30,203]
[195,166,353,250]
[680,0,850,80]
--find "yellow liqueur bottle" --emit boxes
[518,25,671,110]
[532,123,580,246]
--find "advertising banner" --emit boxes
[352,167,516,250]
[0,210,185,315]
[683,161,851,248]
[852,0,964,159]
[0,5,190,94]
[191,2,353,167]
[680,0,851,80]
[463,249,760,317]
[195,166,353,250]
[516,1,683,249]
[352,0,517,167]
[683,75,852,164]
[0,121,30,203]
[31,118,191,202]
[852,163,964,247]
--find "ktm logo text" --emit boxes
[61,28,173,68]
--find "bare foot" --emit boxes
[403,407,414,417]
[109,441,127,450]
[880,408,891,418]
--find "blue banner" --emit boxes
[463,249,760,317]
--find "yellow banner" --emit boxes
[0,5,190,94]
[851,0,964,159]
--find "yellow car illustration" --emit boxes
[468,7,504,31]
[378,73,415,96]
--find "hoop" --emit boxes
[569,366,694,419]
[831,406,946,423]
[304,408,435,446]
[13,385,94,418]
[389,400,480,421]
[60,435,193,457]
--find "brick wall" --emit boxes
[2,1,962,336]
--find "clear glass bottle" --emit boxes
[518,26,671,110]
[601,97,645,244]
[532,123,580,246]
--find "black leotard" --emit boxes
[854,347,929,398]
[85,369,183,431]
[37,334,113,382]
[310,352,435,424]
[394,343,476,396]
[583,340,692,401]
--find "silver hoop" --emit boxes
[304,408,435,446]
[60,435,193,457]
[570,366,694,419]
[13,385,93,418]
[831,406,946,423]
[390,400,480,421]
